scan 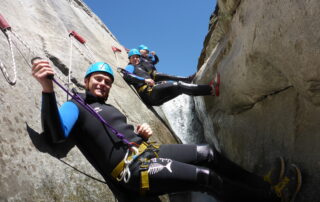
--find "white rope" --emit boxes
[10,31,67,84]
[10,31,37,55]
[7,31,17,84]
[0,30,17,85]
[71,39,95,63]
[83,44,97,62]
[114,51,119,68]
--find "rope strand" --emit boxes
[0,30,17,85]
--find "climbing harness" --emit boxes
[116,67,152,100]
[111,141,160,194]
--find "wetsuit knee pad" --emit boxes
[196,167,224,198]
[196,167,211,186]
[196,144,215,163]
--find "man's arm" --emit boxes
[32,59,79,143]
[41,94,79,143]
[124,65,155,86]
[151,53,159,65]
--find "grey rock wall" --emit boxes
[196,0,320,201]
[0,0,177,201]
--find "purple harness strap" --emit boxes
[52,78,133,146]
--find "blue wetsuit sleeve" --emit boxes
[125,65,146,80]
[58,102,79,138]
[125,64,135,73]
[123,65,147,84]
[41,92,78,143]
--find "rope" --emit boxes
[70,37,95,63]
[113,51,119,68]
[12,30,67,84]
[67,36,74,100]
[59,159,107,184]
[0,29,67,85]
[52,79,137,147]
[0,30,17,85]
[83,44,97,62]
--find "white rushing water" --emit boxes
[160,95,217,202]
[160,94,205,144]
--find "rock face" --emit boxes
[196,0,320,201]
[0,0,177,201]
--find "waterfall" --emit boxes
[160,94,205,144]
[160,95,217,202]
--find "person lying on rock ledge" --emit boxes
[121,48,218,106]
[32,59,301,202]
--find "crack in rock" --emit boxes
[233,85,293,114]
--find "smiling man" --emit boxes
[31,60,300,202]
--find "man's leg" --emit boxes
[154,72,193,83]
[124,156,279,202]
[159,144,279,201]
[195,144,273,189]
[145,82,213,106]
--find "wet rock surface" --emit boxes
[0,0,176,201]
[196,0,320,201]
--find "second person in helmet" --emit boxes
[122,48,220,106]
[137,44,195,83]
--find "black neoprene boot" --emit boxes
[196,167,280,202]
[196,145,271,189]
[177,81,212,96]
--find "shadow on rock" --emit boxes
[26,123,162,202]
[26,123,75,159]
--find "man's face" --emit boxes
[85,72,112,99]
[129,55,140,65]
[139,49,149,57]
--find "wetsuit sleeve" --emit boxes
[41,92,79,143]
[123,65,148,84]
[58,101,79,138]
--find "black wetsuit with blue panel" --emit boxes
[41,90,279,202]
[123,63,212,106]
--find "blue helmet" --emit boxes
[85,62,114,81]
[138,44,149,51]
[128,48,141,58]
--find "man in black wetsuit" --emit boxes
[32,60,301,202]
[123,49,220,106]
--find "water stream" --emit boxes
[160,95,217,202]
